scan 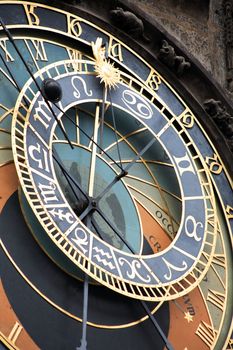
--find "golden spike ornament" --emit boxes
[92,37,120,89]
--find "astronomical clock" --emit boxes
[0,1,232,349]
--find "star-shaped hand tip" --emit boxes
[184,312,193,323]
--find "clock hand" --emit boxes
[99,85,107,152]
[95,137,156,203]
[52,150,90,215]
[77,215,91,350]
[88,103,100,197]
[78,137,156,220]
[108,90,123,168]
[141,301,174,350]
[54,103,124,172]
[0,16,74,149]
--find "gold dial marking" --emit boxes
[195,321,217,348]
[184,312,194,323]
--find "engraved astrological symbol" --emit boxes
[71,76,93,99]
[122,89,153,119]
[92,246,115,270]
[118,257,151,283]
[71,227,88,254]
[185,215,203,242]
[49,208,75,224]
[162,257,188,281]
[28,142,50,172]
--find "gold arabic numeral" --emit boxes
[206,289,225,311]
[7,321,23,346]
[67,15,82,37]
[23,4,40,26]
[205,154,223,175]
[146,70,161,91]
[0,39,14,62]
[226,205,233,220]
[196,321,217,348]
[179,110,195,129]
[108,37,123,62]
[30,39,48,62]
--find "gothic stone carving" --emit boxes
[204,98,233,152]
[110,7,149,42]
[158,40,191,77]
[224,0,233,92]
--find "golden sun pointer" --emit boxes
[92,37,120,89]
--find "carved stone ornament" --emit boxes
[110,7,150,42]
[204,98,233,152]
[223,0,233,92]
[158,40,191,77]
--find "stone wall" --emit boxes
[126,0,227,91]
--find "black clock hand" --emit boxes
[95,137,156,203]
[0,16,73,150]
[78,137,156,220]
[86,208,175,350]
[52,151,90,215]
[54,102,124,173]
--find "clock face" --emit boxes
[0,2,232,350]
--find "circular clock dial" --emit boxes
[12,60,217,301]
[0,2,232,350]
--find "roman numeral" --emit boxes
[196,321,217,347]
[203,252,226,268]
[0,39,14,62]
[207,289,225,311]
[30,39,48,61]
[8,321,23,345]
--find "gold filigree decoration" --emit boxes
[92,37,120,89]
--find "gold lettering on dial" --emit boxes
[30,39,48,61]
[108,38,123,62]
[0,39,14,62]
[178,110,195,128]
[66,49,87,72]
[207,289,225,311]
[226,205,233,220]
[24,4,40,26]
[196,321,217,347]
[205,154,223,175]
[67,16,82,37]
[146,70,161,91]
[8,321,23,345]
